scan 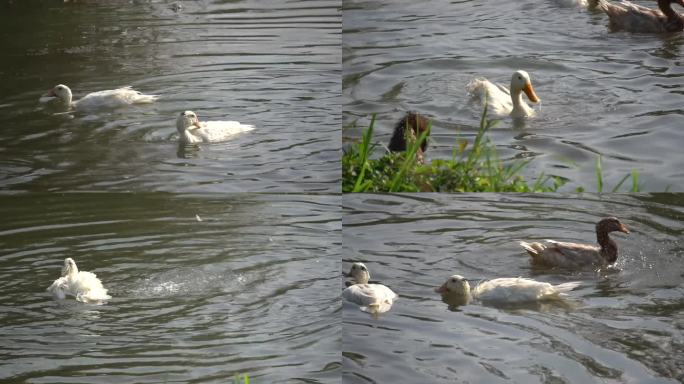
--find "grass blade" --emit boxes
[595,155,603,193]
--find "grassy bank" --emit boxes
[343,109,639,193]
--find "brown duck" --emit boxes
[593,0,684,32]
[519,217,630,268]
[387,112,430,163]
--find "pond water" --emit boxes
[342,193,683,383]
[0,0,340,193]
[0,193,340,383]
[342,0,684,192]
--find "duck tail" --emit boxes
[360,301,393,314]
[592,0,620,15]
[135,93,159,103]
[553,281,581,294]
[465,78,486,98]
[518,241,544,259]
[587,0,601,9]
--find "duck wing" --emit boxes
[599,0,671,32]
[473,278,545,303]
[474,278,580,303]
[520,239,602,268]
[197,121,255,142]
[75,87,157,109]
[47,277,69,300]
[466,78,513,117]
[70,271,111,303]
[343,284,397,313]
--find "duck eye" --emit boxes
[451,278,457,283]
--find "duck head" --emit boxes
[435,274,471,296]
[597,217,630,235]
[62,257,78,277]
[660,0,684,29]
[388,112,430,151]
[47,84,73,106]
[510,70,540,103]
[176,110,203,134]
[346,262,371,284]
[660,0,684,11]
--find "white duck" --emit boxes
[466,70,541,118]
[41,84,158,110]
[47,258,111,303]
[176,110,255,144]
[343,262,398,314]
[435,275,580,305]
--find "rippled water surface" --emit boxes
[343,0,684,191]
[342,193,683,383]
[0,0,340,193]
[0,193,340,383]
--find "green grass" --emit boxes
[233,373,250,384]
[591,155,640,193]
[343,105,640,193]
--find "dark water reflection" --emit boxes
[342,193,683,383]
[342,0,684,191]
[0,0,340,193]
[0,193,340,383]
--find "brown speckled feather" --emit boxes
[520,240,604,268]
[596,0,684,32]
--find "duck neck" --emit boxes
[63,264,78,280]
[355,272,370,284]
[447,291,472,307]
[510,87,527,116]
[659,0,677,19]
[179,128,199,143]
[597,230,618,264]
[61,89,73,107]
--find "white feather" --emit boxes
[47,258,111,304]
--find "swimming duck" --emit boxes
[466,70,541,119]
[176,110,255,143]
[47,258,111,303]
[387,112,430,163]
[41,84,158,110]
[519,217,630,269]
[435,274,580,305]
[343,262,398,314]
[593,0,684,32]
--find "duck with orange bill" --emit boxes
[176,110,255,144]
[435,274,580,306]
[466,70,541,119]
[40,84,157,111]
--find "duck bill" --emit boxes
[435,283,448,294]
[619,224,630,234]
[191,120,203,130]
[523,83,540,103]
[46,89,56,97]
